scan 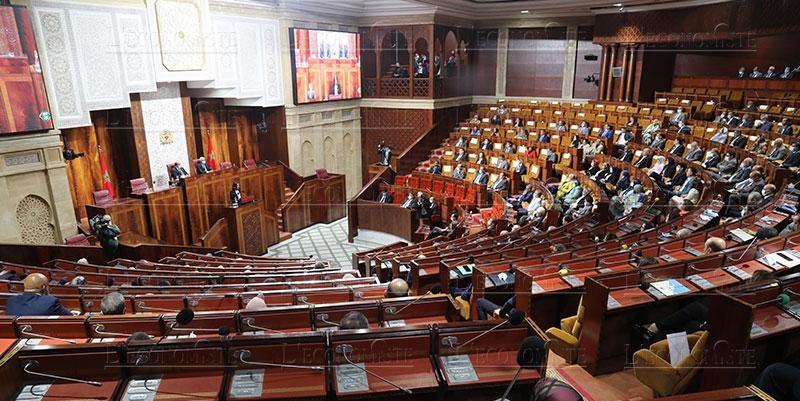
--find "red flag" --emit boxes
[98,146,114,199]
[206,135,218,170]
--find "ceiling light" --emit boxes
[613,2,622,6]
[520,10,530,14]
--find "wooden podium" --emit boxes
[86,198,147,235]
[224,201,277,255]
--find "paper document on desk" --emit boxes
[650,279,691,297]
[666,332,691,368]
[729,228,754,242]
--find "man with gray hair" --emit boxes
[339,311,369,329]
[100,291,125,315]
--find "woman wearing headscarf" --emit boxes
[648,155,667,179]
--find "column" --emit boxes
[598,45,609,101]
[495,27,509,97]
[561,25,578,99]
[604,44,617,101]
[625,44,637,103]
[618,45,629,102]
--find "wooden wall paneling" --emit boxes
[141,187,189,245]
[473,29,498,96]
[63,125,102,222]
[194,99,231,167]
[232,110,259,165]
[635,45,675,103]
[574,26,601,99]
[85,198,148,236]
[180,83,198,162]
[129,93,153,188]
[200,217,229,249]
[359,107,433,180]
[259,106,288,165]
[259,166,285,214]
[506,27,567,98]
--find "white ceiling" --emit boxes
[273,0,733,20]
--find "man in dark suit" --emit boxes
[619,146,634,163]
[400,193,416,208]
[759,116,774,132]
[377,141,392,166]
[230,181,242,206]
[454,148,468,162]
[668,139,685,156]
[428,161,442,175]
[781,143,800,168]
[779,118,795,136]
[376,189,393,203]
[725,158,753,187]
[634,149,653,169]
[701,149,721,170]
[473,166,489,185]
[514,161,527,176]
[452,164,466,179]
[6,273,72,316]
[170,162,188,182]
[676,121,691,135]
[196,157,212,174]
[730,132,747,148]
[650,133,666,150]
[684,142,704,162]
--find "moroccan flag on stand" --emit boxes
[206,134,218,170]
[98,146,114,199]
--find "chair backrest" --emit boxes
[220,161,233,170]
[64,234,89,246]
[92,190,111,206]
[243,159,257,169]
[130,178,147,194]
[315,168,330,180]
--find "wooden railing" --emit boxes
[280,173,347,233]
[200,218,229,250]
[347,166,396,242]
[390,104,471,176]
[0,242,222,266]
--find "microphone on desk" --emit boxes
[449,310,526,350]
[135,301,182,313]
[728,226,779,262]
[385,284,442,316]
[23,360,101,387]
[167,308,231,336]
[495,336,547,401]
[240,317,284,333]
[316,313,340,327]
[335,344,413,394]
[92,324,154,339]
[235,349,324,371]
[18,325,77,344]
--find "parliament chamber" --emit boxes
[2,0,800,400]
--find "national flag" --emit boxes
[206,134,218,170]
[98,145,114,199]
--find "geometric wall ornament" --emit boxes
[15,194,56,244]
[146,0,214,82]
[139,82,191,191]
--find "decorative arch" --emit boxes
[414,38,429,58]
[323,136,336,171]
[361,37,377,78]
[15,195,56,244]
[301,140,314,175]
[380,30,409,75]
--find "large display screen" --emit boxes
[0,5,52,134]
[289,28,361,105]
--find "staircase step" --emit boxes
[278,231,292,242]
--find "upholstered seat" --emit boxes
[64,234,90,246]
[92,190,112,206]
[633,330,709,397]
[130,178,148,194]
[545,298,584,364]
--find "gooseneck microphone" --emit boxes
[167,308,231,335]
[23,360,102,387]
[19,325,76,344]
[92,324,153,339]
[136,301,181,313]
[236,349,324,371]
[241,317,284,333]
[385,284,442,316]
[453,310,526,349]
[496,336,547,401]
[335,344,412,394]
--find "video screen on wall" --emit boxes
[0,5,52,134]
[289,28,361,105]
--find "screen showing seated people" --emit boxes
[290,28,361,104]
[0,5,52,134]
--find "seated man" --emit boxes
[376,189,393,203]
[385,278,410,298]
[428,161,443,175]
[452,163,467,179]
[400,193,416,209]
[495,155,510,171]
[170,161,189,182]
[339,311,369,329]
[100,291,126,315]
[488,172,509,198]
[6,273,73,316]
[704,236,726,254]
[476,295,516,320]
[473,166,490,185]
[195,157,212,174]
[755,363,800,401]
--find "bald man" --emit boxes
[385,278,410,298]
[704,237,726,254]
[6,273,72,316]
